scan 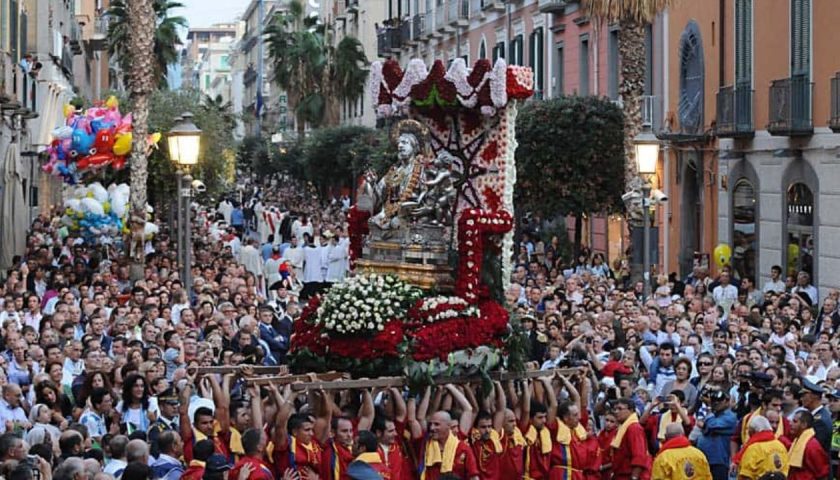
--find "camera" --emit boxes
[191,179,207,193]
[651,189,668,203]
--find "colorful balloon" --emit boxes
[713,243,732,268]
[113,132,132,156]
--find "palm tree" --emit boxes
[580,0,673,183]
[108,0,187,89]
[125,0,156,265]
[203,94,236,130]
[265,0,368,140]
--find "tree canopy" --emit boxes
[515,96,626,253]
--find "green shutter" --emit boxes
[792,0,810,76]
[735,0,752,85]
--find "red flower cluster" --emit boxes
[506,67,534,99]
[409,300,509,361]
[290,296,326,356]
[327,320,404,359]
[380,61,404,104]
[347,206,370,269]
[411,61,457,106]
[455,209,513,303]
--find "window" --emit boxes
[479,40,487,60]
[791,0,810,77]
[554,42,564,97]
[735,0,752,85]
[608,28,619,99]
[492,41,505,61]
[509,34,523,65]
[529,28,544,98]
[732,179,757,284]
[786,182,814,279]
[644,25,653,95]
[579,34,589,95]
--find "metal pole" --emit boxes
[183,173,193,297]
[176,171,183,269]
[642,179,651,302]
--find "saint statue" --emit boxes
[359,119,431,231]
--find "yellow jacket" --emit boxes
[651,438,713,480]
[738,437,789,479]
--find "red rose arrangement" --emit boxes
[455,209,513,303]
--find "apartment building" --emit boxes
[182,24,238,96]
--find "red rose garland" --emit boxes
[455,209,513,303]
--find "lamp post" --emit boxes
[167,112,202,298]
[634,125,660,302]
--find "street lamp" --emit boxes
[168,112,202,299]
[634,125,660,302]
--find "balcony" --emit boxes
[412,14,425,41]
[830,73,840,132]
[241,32,258,53]
[435,7,452,33]
[716,84,754,137]
[69,22,83,55]
[767,75,813,136]
[538,0,567,13]
[448,0,469,27]
[400,20,412,46]
[346,0,359,14]
[425,12,438,38]
[377,27,401,57]
[88,14,108,51]
[470,0,484,18]
[483,0,506,12]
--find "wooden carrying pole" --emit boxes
[242,367,583,391]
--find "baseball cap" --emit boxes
[708,390,729,402]
[205,454,231,473]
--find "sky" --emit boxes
[177,0,249,30]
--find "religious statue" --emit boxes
[359,119,431,231]
[404,151,457,226]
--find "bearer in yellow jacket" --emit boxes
[651,423,712,480]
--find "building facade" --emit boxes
[182,24,238,98]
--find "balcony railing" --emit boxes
[448,0,468,26]
[538,0,567,13]
[377,27,401,57]
[70,22,83,55]
[716,84,754,137]
[400,20,411,45]
[830,73,840,132]
[470,0,483,17]
[767,75,813,136]
[88,14,108,51]
[435,6,447,32]
[483,0,506,12]
[425,11,435,37]
[412,14,425,41]
[641,95,664,133]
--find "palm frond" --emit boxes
[580,0,674,24]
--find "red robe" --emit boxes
[320,440,355,480]
[271,436,323,478]
[470,435,502,480]
[521,420,553,480]
[229,456,274,480]
[378,442,411,480]
[548,429,602,480]
[412,435,479,480]
[787,436,830,480]
[596,429,616,480]
[611,422,652,480]
[499,430,525,480]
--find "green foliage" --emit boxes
[264,0,368,135]
[515,95,625,217]
[140,89,237,206]
[237,135,273,177]
[297,125,392,194]
[108,0,187,89]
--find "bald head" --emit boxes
[664,423,684,440]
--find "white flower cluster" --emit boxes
[316,274,420,335]
[417,296,480,323]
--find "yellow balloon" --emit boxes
[114,132,133,156]
[105,96,119,109]
[63,104,75,118]
[149,132,162,145]
[713,243,732,268]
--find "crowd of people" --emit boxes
[0,172,837,480]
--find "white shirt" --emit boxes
[793,284,818,305]
[326,240,349,283]
[712,284,738,318]
[0,399,27,433]
[239,245,264,278]
[763,279,786,294]
[283,246,304,278]
[302,245,324,283]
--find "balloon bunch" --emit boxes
[43,97,148,184]
[60,182,159,244]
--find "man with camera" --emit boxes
[697,390,737,480]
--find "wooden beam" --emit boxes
[194,365,291,375]
[248,367,584,391]
[245,372,349,384]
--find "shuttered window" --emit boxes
[529,27,544,98]
[791,0,810,76]
[492,41,505,61]
[608,27,619,99]
[580,34,589,96]
[735,0,752,85]
[554,42,564,97]
[509,34,523,65]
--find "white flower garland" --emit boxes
[501,103,518,292]
[316,274,421,335]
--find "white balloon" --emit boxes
[80,197,104,216]
[89,182,108,203]
[64,198,81,213]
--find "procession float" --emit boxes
[288,58,535,387]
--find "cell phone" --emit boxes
[657,395,667,402]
